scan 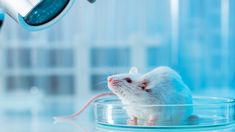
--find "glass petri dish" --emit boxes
[94,96,235,130]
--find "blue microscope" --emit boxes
[0,0,95,31]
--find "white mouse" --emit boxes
[107,66,194,126]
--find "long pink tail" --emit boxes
[53,92,115,123]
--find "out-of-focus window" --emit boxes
[147,46,171,67]
[36,49,74,68]
[90,48,130,67]
[5,48,32,69]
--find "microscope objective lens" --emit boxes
[24,0,70,26]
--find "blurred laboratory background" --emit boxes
[0,0,235,131]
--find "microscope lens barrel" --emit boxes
[87,0,96,3]
[0,10,4,29]
[24,0,70,26]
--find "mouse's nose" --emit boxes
[108,77,113,82]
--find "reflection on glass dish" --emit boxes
[94,96,235,130]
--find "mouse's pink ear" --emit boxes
[139,73,153,90]
[139,80,149,90]
[129,67,138,74]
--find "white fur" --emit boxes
[107,66,193,125]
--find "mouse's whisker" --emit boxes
[117,84,122,88]
[95,81,107,85]
[93,86,109,92]
[93,81,107,88]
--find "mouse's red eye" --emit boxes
[124,78,132,83]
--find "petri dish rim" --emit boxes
[96,122,235,130]
[94,96,235,107]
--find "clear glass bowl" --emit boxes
[94,96,235,130]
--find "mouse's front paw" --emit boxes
[145,118,156,126]
[127,117,138,125]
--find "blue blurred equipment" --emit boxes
[0,0,95,31]
[0,9,3,29]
